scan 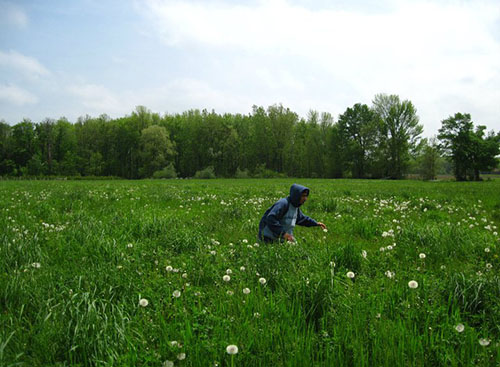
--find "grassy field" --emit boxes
[1,179,499,366]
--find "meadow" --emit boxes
[1,178,499,367]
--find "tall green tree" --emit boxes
[338,103,381,178]
[416,138,441,180]
[372,94,423,179]
[438,113,474,181]
[11,119,37,175]
[138,125,176,178]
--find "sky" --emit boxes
[0,0,499,137]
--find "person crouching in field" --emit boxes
[258,183,327,243]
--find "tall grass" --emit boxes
[0,179,499,366]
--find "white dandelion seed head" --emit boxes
[242,239,248,243]
[163,360,174,367]
[223,275,231,282]
[172,290,181,298]
[127,243,133,248]
[419,253,426,259]
[259,277,267,285]
[31,262,41,268]
[177,352,186,360]
[240,266,246,271]
[484,247,490,253]
[408,280,419,289]
[346,271,355,279]
[486,263,492,269]
[166,265,173,272]
[455,324,465,333]
[226,269,232,274]
[323,228,328,233]
[226,290,234,296]
[226,344,238,355]
[243,288,251,294]
[479,338,490,346]
[362,250,367,258]
[385,270,395,279]
[139,298,149,307]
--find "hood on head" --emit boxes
[289,183,309,207]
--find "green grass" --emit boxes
[1,178,499,366]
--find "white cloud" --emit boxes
[0,50,50,78]
[139,0,500,134]
[0,84,38,105]
[68,84,123,114]
[0,2,28,28]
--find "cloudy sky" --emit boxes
[1,0,499,136]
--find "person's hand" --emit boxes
[283,233,295,242]
[317,222,327,230]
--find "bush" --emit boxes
[194,166,216,179]
[235,167,250,179]
[153,163,177,179]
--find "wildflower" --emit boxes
[259,277,267,285]
[223,275,231,282]
[173,290,181,298]
[177,352,186,360]
[226,269,232,275]
[240,266,246,271]
[226,344,238,355]
[210,250,216,255]
[139,298,149,307]
[243,288,251,294]
[361,250,367,259]
[323,228,328,233]
[31,262,41,268]
[166,265,173,272]
[170,340,178,347]
[385,270,395,279]
[182,273,188,278]
[486,263,492,269]
[163,361,174,367]
[346,271,355,279]
[419,253,426,259]
[479,338,490,347]
[408,280,418,289]
[484,247,490,253]
[242,239,248,243]
[253,312,261,318]
[455,324,465,333]
[226,290,234,296]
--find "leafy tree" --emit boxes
[11,119,37,174]
[416,138,441,180]
[372,94,423,179]
[0,121,14,175]
[438,113,474,181]
[139,125,176,178]
[338,103,381,178]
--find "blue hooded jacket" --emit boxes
[258,183,318,241]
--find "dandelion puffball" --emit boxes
[177,352,186,360]
[243,288,251,294]
[419,253,426,259]
[139,298,149,307]
[259,277,267,285]
[226,344,239,355]
[166,265,173,272]
[455,324,465,333]
[346,271,355,279]
[223,275,231,282]
[172,290,181,298]
[408,280,419,289]
[479,338,490,346]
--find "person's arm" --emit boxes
[296,209,327,229]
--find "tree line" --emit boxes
[0,93,498,180]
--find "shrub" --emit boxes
[153,163,177,179]
[194,166,216,179]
